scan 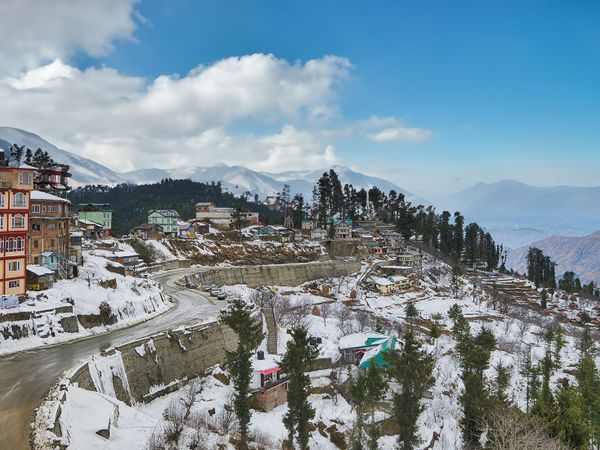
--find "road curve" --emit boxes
[0,268,222,450]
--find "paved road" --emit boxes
[0,268,222,450]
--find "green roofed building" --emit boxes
[359,336,397,369]
[77,203,112,233]
[148,209,180,236]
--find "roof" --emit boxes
[148,209,180,217]
[389,275,409,282]
[195,201,215,206]
[78,203,112,212]
[78,218,103,227]
[252,354,280,373]
[359,337,398,368]
[338,332,388,350]
[26,265,54,276]
[381,265,413,270]
[41,251,57,257]
[370,276,394,286]
[92,249,139,258]
[133,223,163,230]
[30,190,71,203]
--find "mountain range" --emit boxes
[506,231,600,284]
[0,127,420,203]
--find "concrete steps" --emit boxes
[262,307,278,354]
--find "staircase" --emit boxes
[262,307,278,355]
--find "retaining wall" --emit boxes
[145,258,192,274]
[189,259,360,288]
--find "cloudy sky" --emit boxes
[1,0,599,198]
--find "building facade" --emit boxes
[0,160,35,295]
[28,191,71,277]
[78,203,112,234]
[148,209,180,235]
[195,202,260,226]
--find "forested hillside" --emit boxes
[68,178,281,235]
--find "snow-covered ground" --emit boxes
[34,252,600,449]
[0,248,171,356]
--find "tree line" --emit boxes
[312,169,503,269]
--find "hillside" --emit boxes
[506,231,600,283]
[68,179,282,236]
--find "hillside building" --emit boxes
[148,209,180,236]
[195,201,259,226]
[28,191,71,278]
[0,153,35,295]
[77,203,112,235]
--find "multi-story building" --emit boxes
[0,155,35,296]
[77,203,112,235]
[195,202,260,226]
[34,163,71,193]
[28,191,71,277]
[148,209,180,235]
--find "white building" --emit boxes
[195,202,259,226]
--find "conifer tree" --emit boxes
[220,298,264,446]
[386,326,434,450]
[576,327,600,447]
[281,327,319,450]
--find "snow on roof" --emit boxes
[252,354,281,373]
[338,332,388,350]
[26,264,54,276]
[370,276,394,286]
[78,218,103,227]
[30,190,71,203]
[92,249,138,258]
[389,275,409,282]
[195,202,215,206]
[380,265,413,270]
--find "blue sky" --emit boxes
[1,1,599,197]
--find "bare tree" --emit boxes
[355,310,373,332]
[286,296,312,328]
[486,406,566,450]
[334,304,355,335]
[320,302,333,325]
[179,378,204,420]
[274,294,292,324]
[162,401,186,446]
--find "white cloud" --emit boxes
[0,55,349,172]
[0,0,139,76]
[355,115,433,143]
[367,126,433,143]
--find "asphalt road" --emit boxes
[0,268,222,450]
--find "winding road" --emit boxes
[0,268,222,450]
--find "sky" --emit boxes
[0,0,599,198]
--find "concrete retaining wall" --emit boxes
[190,259,360,288]
[145,258,192,274]
[70,320,237,404]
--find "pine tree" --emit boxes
[348,365,388,447]
[281,327,319,450]
[386,327,434,450]
[576,327,600,447]
[220,298,264,446]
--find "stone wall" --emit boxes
[189,259,360,288]
[70,320,237,404]
[145,258,192,274]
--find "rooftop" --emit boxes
[30,190,71,203]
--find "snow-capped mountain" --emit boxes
[0,127,417,202]
[0,127,126,186]
[506,231,600,283]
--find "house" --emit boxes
[26,265,55,291]
[29,190,71,278]
[379,265,413,276]
[389,274,411,289]
[381,230,405,253]
[369,276,396,294]
[0,150,35,295]
[333,219,353,240]
[359,336,397,369]
[92,249,140,271]
[250,352,288,411]
[69,228,83,266]
[76,218,104,240]
[195,202,260,226]
[397,252,422,268]
[131,223,164,240]
[338,332,389,365]
[41,251,61,271]
[267,225,296,242]
[77,203,112,235]
[310,228,328,241]
[148,209,180,236]
[33,163,71,193]
[301,219,315,230]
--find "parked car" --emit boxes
[203,283,218,291]
[210,288,223,297]
[217,292,227,300]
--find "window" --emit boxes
[50,239,55,247]
[6,238,14,252]
[0,193,4,208]
[31,223,41,231]
[12,214,25,229]
[47,223,56,230]
[32,204,41,213]
[0,240,3,252]
[15,237,24,252]
[48,205,59,213]
[33,256,39,264]
[13,192,26,208]
[0,217,3,229]
[8,280,20,289]
[33,240,39,248]
[18,172,32,185]
[8,261,20,272]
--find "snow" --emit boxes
[30,190,71,203]
[26,264,54,276]
[88,350,133,403]
[338,332,388,350]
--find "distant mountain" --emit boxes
[0,127,125,186]
[506,231,600,284]
[0,127,417,202]
[439,179,600,247]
